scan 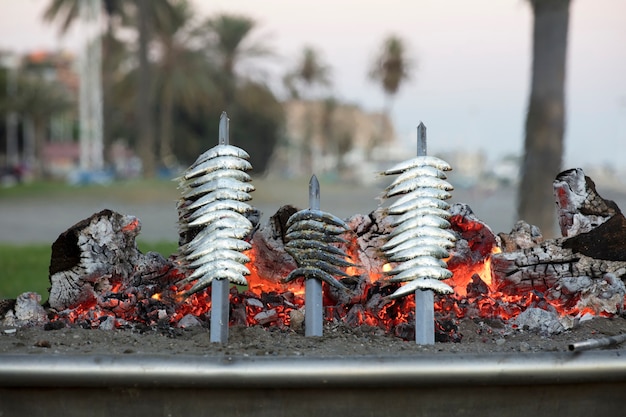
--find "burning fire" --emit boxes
[46,211,623,341]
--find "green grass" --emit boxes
[0,178,181,204]
[0,244,52,302]
[0,241,177,302]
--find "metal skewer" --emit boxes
[210,112,231,344]
[305,174,324,337]
[414,122,435,345]
[568,333,626,352]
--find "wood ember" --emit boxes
[346,209,392,274]
[498,221,544,252]
[249,205,298,285]
[492,168,626,317]
[48,209,175,311]
[554,168,619,238]
[254,309,278,325]
[448,203,498,266]
[2,167,625,340]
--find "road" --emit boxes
[1,179,624,245]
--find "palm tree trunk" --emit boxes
[30,117,45,177]
[517,0,570,238]
[159,84,174,167]
[136,0,156,178]
[102,28,115,166]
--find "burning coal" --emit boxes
[2,169,625,342]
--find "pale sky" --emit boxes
[1,0,625,169]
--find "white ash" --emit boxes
[510,308,565,335]
[2,292,48,327]
[254,309,278,325]
[245,298,264,309]
[560,273,625,316]
[98,316,116,330]
[498,220,544,252]
[177,314,202,328]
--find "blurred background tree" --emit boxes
[369,35,413,155]
[151,0,215,169]
[37,0,284,177]
[283,46,332,100]
[369,35,413,118]
[1,0,412,181]
[518,0,571,237]
[43,0,131,169]
[283,46,332,173]
[9,74,74,175]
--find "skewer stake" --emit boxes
[417,122,427,156]
[568,333,626,352]
[210,278,230,343]
[211,111,231,343]
[305,174,324,337]
[219,111,229,146]
[415,122,435,345]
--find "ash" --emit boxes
[2,316,626,356]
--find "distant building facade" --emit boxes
[272,99,398,181]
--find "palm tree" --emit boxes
[283,46,332,174]
[135,0,156,177]
[43,0,130,165]
[43,0,129,35]
[152,0,216,167]
[44,0,181,178]
[283,46,332,100]
[368,35,413,157]
[517,0,571,238]
[203,13,272,110]
[12,75,73,175]
[369,35,413,117]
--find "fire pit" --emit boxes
[8,168,622,340]
[2,164,626,416]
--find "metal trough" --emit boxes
[1,351,625,416]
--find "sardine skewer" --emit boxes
[283,175,357,337]
[379,122,455,345]
[176,112,255,344]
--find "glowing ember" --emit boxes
[39,202,625,341]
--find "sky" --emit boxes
[1,0,625,169]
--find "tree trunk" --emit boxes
[101,28,115,166]
[159,83,174,168]
[27,117,41,176]
[136,0,156,178]
[517,0,570,238]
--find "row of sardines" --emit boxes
[176,137,455,299]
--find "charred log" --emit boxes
[448,204,498,266]
[554,168,626,261]
[498,220,544,252]
[562,214,626,262]
[492,168,626,316]
[554,168,620,237]
[249,205,299,286]
[346,209,392,275]
[48,209,175,311]
[492,239,626,292]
